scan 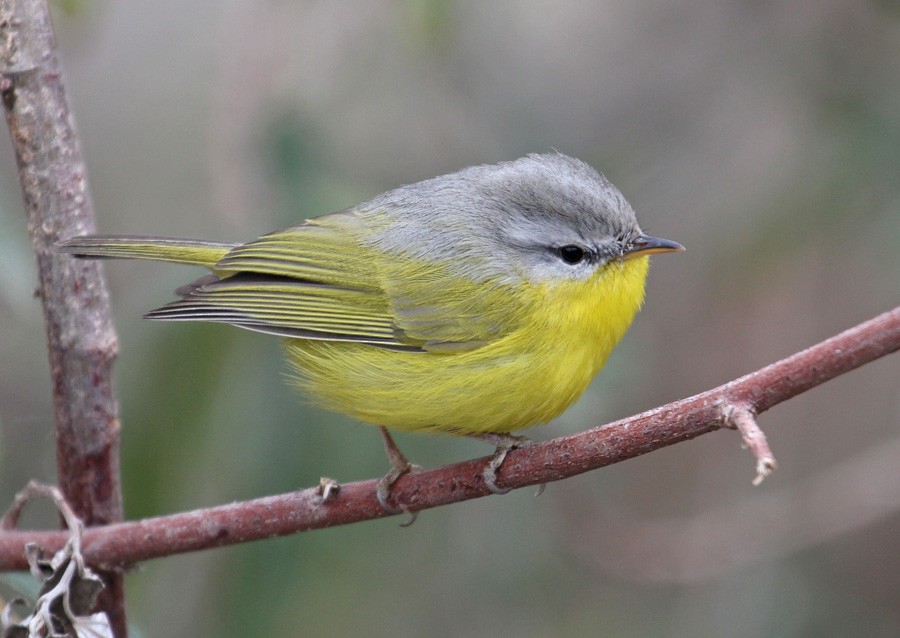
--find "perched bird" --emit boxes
[58,152,683,512]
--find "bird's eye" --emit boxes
[558,245,586,265]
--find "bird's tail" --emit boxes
[56,235,238,268]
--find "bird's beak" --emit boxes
[621,234,685,260]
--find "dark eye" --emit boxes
[558,245,586,265]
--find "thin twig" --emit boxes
[0,306,895,570]
[723,404,777,485]
[1,481,81,536]
[1,0,125,633]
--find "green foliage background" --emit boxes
[1,2,899,636]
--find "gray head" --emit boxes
[359,152,681,284]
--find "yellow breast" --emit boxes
[284,256,650,435]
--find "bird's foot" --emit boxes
[376,426,420,526]
[471,433,535,495]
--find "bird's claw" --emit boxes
[474,434,533,495]
[376,426,421,525]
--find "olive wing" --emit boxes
[146,212,525,351]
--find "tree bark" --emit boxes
[1,0,126,634]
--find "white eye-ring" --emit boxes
[557,245,586,265]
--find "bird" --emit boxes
[57,152,683,514]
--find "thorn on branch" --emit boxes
[723,404,777,486]
[317,477,341,503]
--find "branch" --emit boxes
[724,405,776,486]
[0,306,895,570]
[1,0,125,632]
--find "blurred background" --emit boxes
[1,1,899,636]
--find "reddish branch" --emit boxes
[725,405,776,486]
[0,306,895,570]
[1,0,126,633]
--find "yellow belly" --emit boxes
[284,256,650,435]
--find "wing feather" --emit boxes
[215,214,381,291]
[146,274,404,345]
[148,211,528,351]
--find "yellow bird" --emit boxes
[58,152,683,511]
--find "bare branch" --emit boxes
[1,481,81,535]
[723,404,777,486]
[0,306,895,570]
[1,0,125,632]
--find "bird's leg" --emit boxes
[376,426,420,522]
[471,433,533,495]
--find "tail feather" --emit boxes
[56,235,238,268]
